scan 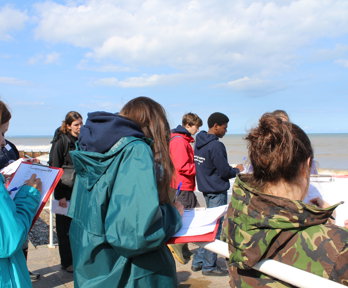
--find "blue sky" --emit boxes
[1,0,348,136]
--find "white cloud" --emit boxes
[33,0,348,79]
[93,73,181,87]
[221,76,285,95]
[335,59,348,68]
[0,76,30,86]
[28,52,60,65]
[0,6,28,40]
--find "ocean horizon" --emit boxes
[7,133,348,172]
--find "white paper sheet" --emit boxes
[7,163,60,204]
[173,205,228,237]
[308,176,348,227]
[51,199,70,216]
[0,158,24,175]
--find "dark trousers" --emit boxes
[192,191,227,271]
[56,214,73,268]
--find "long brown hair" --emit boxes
[60,111,82,134]
[246,113,313,188]
[120,97,174,204]
[0,101,11,125]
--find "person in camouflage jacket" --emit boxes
[222,113,348,287]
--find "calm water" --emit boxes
[221,133,348,171]
[7,133,348,171]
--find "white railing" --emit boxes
[198,240,345,288]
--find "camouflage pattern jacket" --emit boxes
[222,175,348,287]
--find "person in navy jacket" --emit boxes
[191,112,243,276]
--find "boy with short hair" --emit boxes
[168,113,202,263]
[192,112,243,276]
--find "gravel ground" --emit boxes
[29,205,58,247]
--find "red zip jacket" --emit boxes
[170,131,196,191]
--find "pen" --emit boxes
[175,182,182,200]
[24,154,33,159]
[8,185,23,194]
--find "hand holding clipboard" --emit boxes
[7,162,63,227]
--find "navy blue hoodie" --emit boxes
[194,131,239,193]
[79,112,144,153]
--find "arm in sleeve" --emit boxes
[212,142,239,180]
[170,139,195,177]
[105,143,182,258]
[50,138,70,199]
[49,138,65,168]
[0,183,40,258]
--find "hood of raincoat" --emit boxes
[72,112,147,191]
[79,111,144,153]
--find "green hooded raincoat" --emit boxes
[68,136,182,288]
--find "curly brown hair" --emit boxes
[246,113,313,188]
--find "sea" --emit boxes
[7,133,348,173]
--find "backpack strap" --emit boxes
[170,135,184,141]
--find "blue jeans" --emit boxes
[192,191,227,271]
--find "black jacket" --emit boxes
[49,132,77,200]
[0,140,19,170]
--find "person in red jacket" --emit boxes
[168,113,202,263]
[170,113,202,207]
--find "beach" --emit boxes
[8,133,348,174]
[8,133,348,288]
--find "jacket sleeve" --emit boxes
[105,142,182,258]
[0,181,40,258]
[50,137,70,199]
[170,138,195,177]
[211,141,239,180]
[49,137,65,168]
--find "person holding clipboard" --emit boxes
[0,100,42,287]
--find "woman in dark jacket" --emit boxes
[49,111,82,273]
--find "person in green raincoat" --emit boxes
[68,97,183,287]
[0,100,42,287]
[222,113,348,287]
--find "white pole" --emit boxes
[196,240,345,288]
[47,194,55,248]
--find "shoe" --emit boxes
[182,243,193,261]
[202,267,228,276]
[29,271,40,280]
[167,244,187,264]
[62,265,73,273]
[191,264,203,272]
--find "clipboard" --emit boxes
[7,161,63,227]
[167,219,220,244]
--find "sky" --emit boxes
[1,0,348,136]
